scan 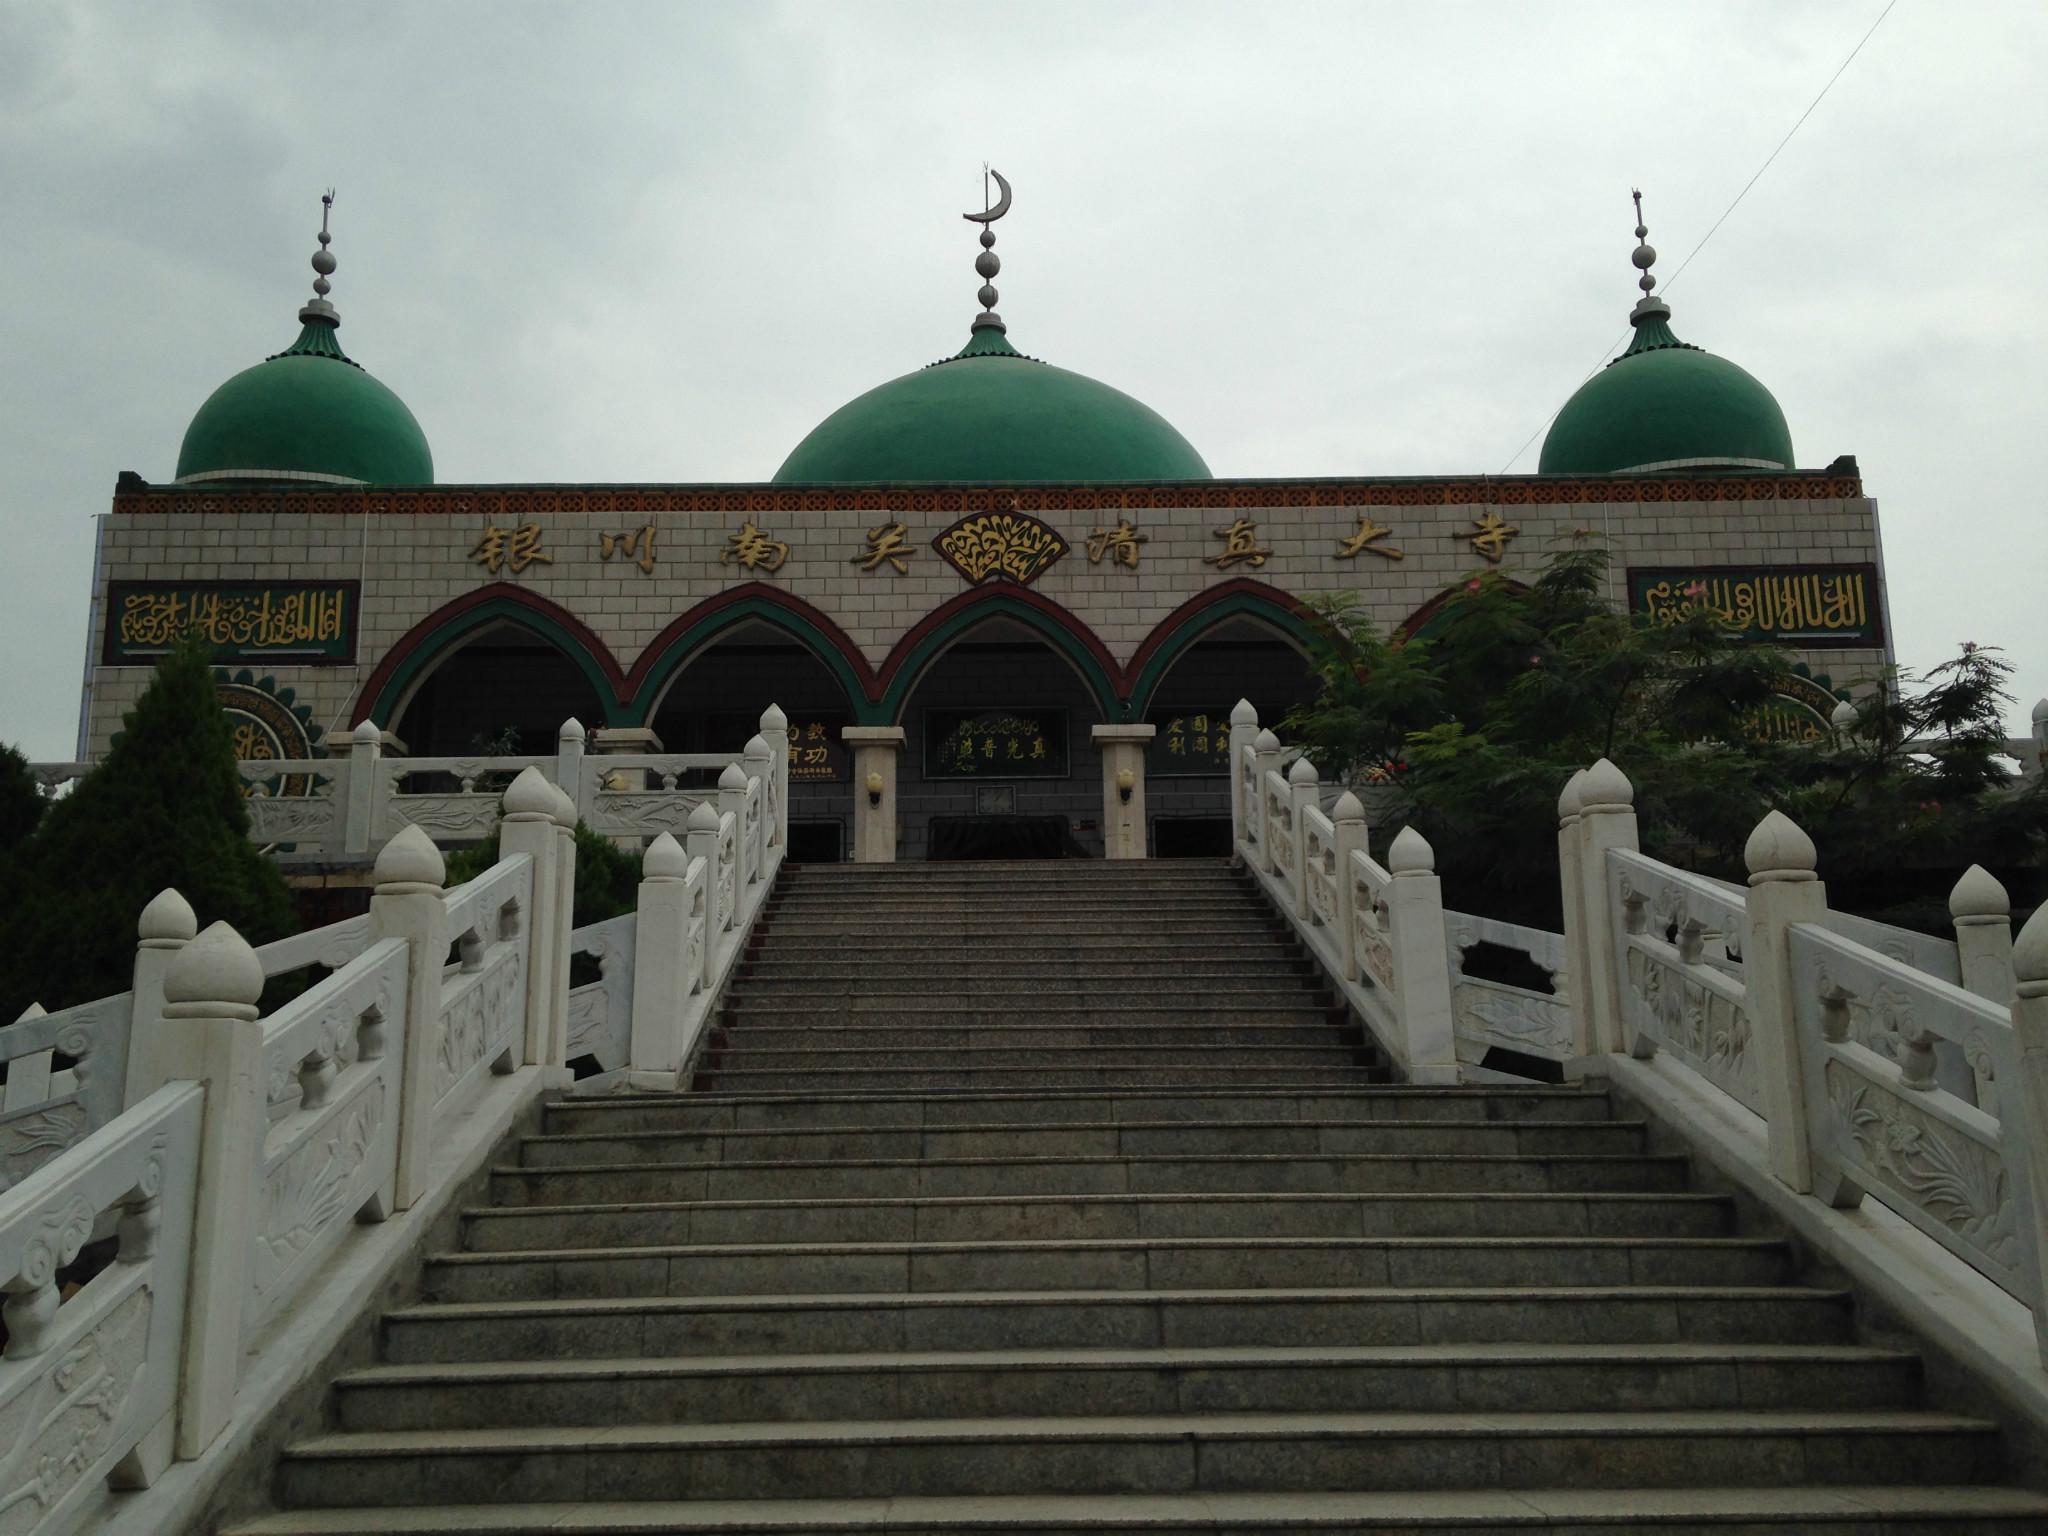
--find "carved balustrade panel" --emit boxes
[1444,911,1574,1062]
[1823,909,1962,987]
[685,861,708,994]
[0,1081,201,1534]
[1788,923,2039,1311]
[247,939,409,1343]
[255,914,374,981]
[742,779,762,887]
[1610,852,1762,1114]
[1301,808,1339,928]
[1349,850,1396,997]
[1237,747,1263,855]
[432,945,524,1120]
[716,815,738,933]
[1265,773,1296,903]
[0,994,133,1191]
[379,794,504,843]
[566,913,637,1073]
[440,855,533,952]
[246,792,343,845]
[582,792,707,840]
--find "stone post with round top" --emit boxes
[1572,759,1640,1057]
[1329,791,1369,981]
[745,733,777,871]
[2007,903,2048,1366]
[759,704,791,847]
[1741,810,1856,1202]
[1384,826,1459,1082]
[547,783,579,1073]
[123,887,197,1111]
[629,832,697,1086]
[153,920,265,1458]
[686,801,725,975]
[344,719,381,856]
[1286,757,1320,918]
[369,825,446,1210]
[498,767,559,1069]
[1554,770,1596,1059]
[1227,699,1259,859]
[1250,729,1282,873]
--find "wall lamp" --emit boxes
[866,771,885,807]
[1116,768,1135,804]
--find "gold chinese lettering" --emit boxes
[472,522,552,574]
[599,524,658,573]
[1085,519,1148,568]
[721,521,790,572]
[851,521,915,575]
[1466,512,1518,563]
[1335,515,1403,560]
[1205,519,1272,570]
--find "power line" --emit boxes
[1497,0,1900,474]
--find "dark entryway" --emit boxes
[927,815,1093,860]
[786,821,845,863]
[1154,817,1235,858]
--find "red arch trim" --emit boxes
[1123,578,1315,686]
[350,583,627,727]
[876,584,1126,701]
[621,583,879,705]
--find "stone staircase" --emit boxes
[235,860,2048,1533]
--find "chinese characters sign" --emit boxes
[924,709,1069,778]
[106,582,358,665]
[1146,709,1235,777]
[1630,565,1882,647]
[784,718,849,782]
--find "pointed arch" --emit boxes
[619,584,876,727]
[353,585,625,729]
[1123,578,1319,719]
[876,586,1123,725]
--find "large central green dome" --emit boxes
[774,327,1211,484]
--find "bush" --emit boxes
[444,821,642,928]
[0,635,296,1019]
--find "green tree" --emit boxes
[0,746,46,858]
[444,821,642,927]
[1283,538,2045,931]
[0,635,296,1019]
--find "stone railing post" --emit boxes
[745,733,777,866]
[547,784,578,1071]
[1384,827,1457,1077]
[344,719,381,855]
[1249,730,1281,872]
[497,767,559,1069]
[1227,699,1258,858]
[1555,770,1595,1058]
[1091,724,1156,860]
[1573,759,1639,1056]
[718,762,750,885]
[628,832,694,1085]
[1287,757,1319,918]
[686,801,724,971]
[842,726,906,863]
[2032,698,2048,779]
[1741,810,1847,1200]
[760,705,790,848]
[124,888,197,1110]
[1330,791,1368,980]
[2009,904,2048,1362]
[556,718,588,824]
[1951,864,2015,1007]
[368,825,446,1211]
[152,921,265,1458]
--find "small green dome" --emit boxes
[175,315,433,487]
[774,326,1210,484]
[1539,309,1793,475]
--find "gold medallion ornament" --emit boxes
[1335,515,1403,560]
[1466,511,1519,562]
[1205,518,1272,570]
[1085,519,1148,569]
[721,521,790,572]
[932,511,1069,585]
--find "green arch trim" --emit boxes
[875,587,1124,726]
[355,586,625,731]
[1123,580,1319,719]
[618,587,873,729]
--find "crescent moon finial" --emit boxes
[964,169,1011,335]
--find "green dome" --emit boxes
[774,327,1210,483]
[175,315,433,487]
[1539,310,1793,475]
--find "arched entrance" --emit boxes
[1137,614,1317,857]
[392,619,608,757]
[893,615,1112,861]
[646,618,859,862]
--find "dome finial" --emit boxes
[301,189,340,329]
[1628,189,1670,327]
[962,167,1012,335]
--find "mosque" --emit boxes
[84,183,1886,861]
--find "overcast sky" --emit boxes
[2,0,2042,759]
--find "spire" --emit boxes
[962,168,1013,332]
[1619,189,1691,360]
[270,191,355,365]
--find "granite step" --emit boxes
[422,1234,1793,1302]
[458,1190,1735,1252]
[378,1285,1863,1365]
[695,1067,1394,1092]
[485,1151,1688,1207]
[274,1410,2002,1507]
[329,1342,1926,1431]
[511,1118,1650,1169]
[704,1024,1361,1052]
